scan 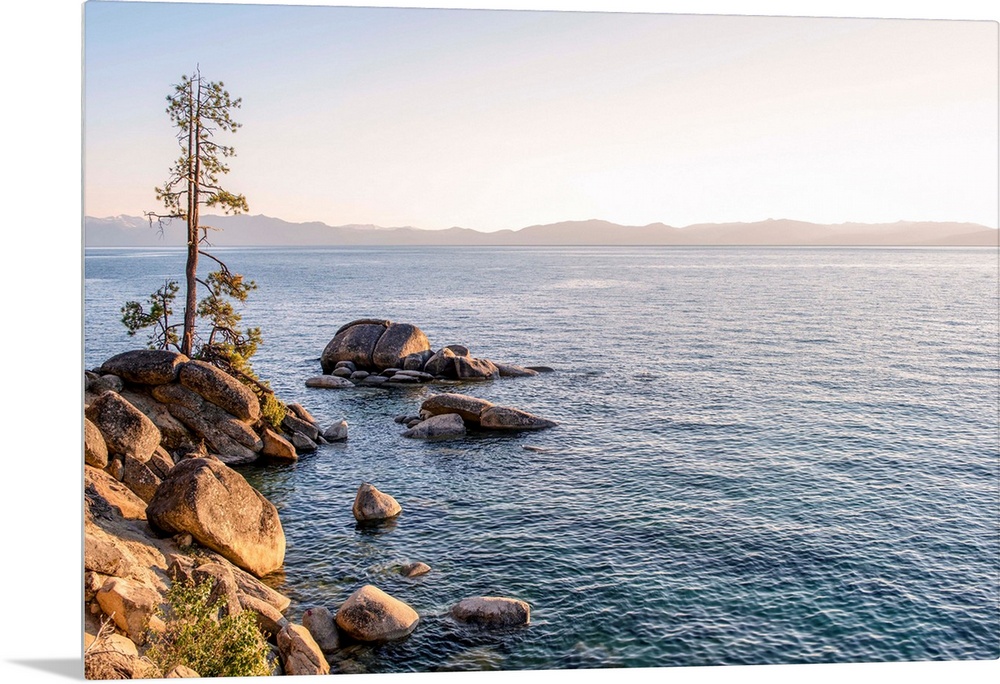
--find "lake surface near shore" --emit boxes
[84,246,999,671]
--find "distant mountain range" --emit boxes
[84,214,998,247]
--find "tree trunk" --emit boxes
[181,75,200,357]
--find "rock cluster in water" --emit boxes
[395,392,558,438]
[309,318,550,389]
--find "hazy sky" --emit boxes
[84,1,998,230]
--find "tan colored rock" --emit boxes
[261,427,297,461]
[400,562,431,578]
[451,596,530,628]
[335,585,419,642]
[372,322,432,370]
[239,592,287,638]
[287,403,318,426]
[147,457,285,577]
[165,664,201,677]
[84,417,109,469]
[85,465,147,520]
[121,388,199,453]
[166,404,260,465]
[192,562,243,619]
[420,393,494,423]
[100,349,189,385]
[305,375,355,389]
[85,392,161,463]
[85,533,138,578]
[85,648,160,680]
[480,406,558,431]
[301,605,339,656]
[179,360,260,421]
[147,446,176,480]
[96,577,162,644]
[352,483,402,522]
[277,623,330,675]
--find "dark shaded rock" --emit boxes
[372,323,432,370]
[335,585,419,642]
[444,344,470,356]
[282,413,319,442]
[403,350,434,371]
[302,605,339,656]
[420,393,494,423]
[147,446,176,480]
[379,368,400,377]
[352,483,402,521]
[495,363,540,377]
[401,562,431,578]
[423,348,458,377]
[450,596,530,628]
[323,420,348,442]
[89,374,124,395]
[121,455,162,503]
[179,360,260,422]
[85,392,161,463]
[147,457,286,577]
[166,404,261,465]
[150,383,204,412]
[335,318,391,337]
[526,366,555,373]
[321,321,389,372]
[334,360,356,372]
[120,389,199,453]
[100,349,189,385]
[287,403,318,427]
[350,371,370,381]
[480,406,558,431]
[454,356,499,381]
[386,373,419,384]
[395,370,433,381]
[402,413,467,439]
[333,367,353,378]
[291,432,317,453]
[360,375,387,386]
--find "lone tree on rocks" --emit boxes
[122,68,283,427]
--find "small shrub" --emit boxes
[145,577,271,678]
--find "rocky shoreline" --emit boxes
[84,321,549,678]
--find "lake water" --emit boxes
[83,246,999,672]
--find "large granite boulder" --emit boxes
[96,577,163,644]
[85,392,161,463]
[121,455,162,503]
[261,428,297,461]
[450,596,530,628]
[335,585,419,642]
[480,406,557,431]
[86,465,148,521]
[165,403,261,465]
[277,623,329,675]
[453,356,499,381]
[352,483,402,522]
[420,393,494,423]
[320,320,390,372]
[147,458,286,577]
[100,349,189,385]
[402,413,466,439]
[178,360,260,422]
[120,389,199,453]
[423,348,458,377]
[84,417,109,468]
[372,323,432,370]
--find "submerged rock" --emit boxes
[480,406,557,431]
[305,375,354,389]
[420,393,494,423]
[402,413,467,439]
[400,562,431,578]
[335,585,419,642]
[302,605,339,657]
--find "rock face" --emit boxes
[100,349,189,385]
[352,483,402,522]
[402,413,467,439]
[321,320,390,372]
[85,392,161,463]
[480,406,558,431]
[372,323,432,370]
[335,585,419,642]
[450,596,531,628]
[146,457,286,577]
[277,623,330,675]
[84,417,109,468]
[179,360,260,422]
[420,394,494,423]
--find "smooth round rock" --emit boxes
[335,585,419,642]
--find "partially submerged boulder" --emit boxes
[400,562,431,578]
[305,375,355,389]
[86,392,161,463]
[372,323,432,370]
[480,406,558,431]
[420,393,494,423]
[402,413,466,439]
[302,605,339,656]
[451,596,530,628]
[320,320,389,372]
[100,349,189,385]
[453,356,499,381]
[352,483,402,522]
[260,428,297,461]
[335,585,419,642]
[147,457,286,577]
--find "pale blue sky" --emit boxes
[83,1,998,230]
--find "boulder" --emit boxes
[420,393,494,423]
[385,373,419,384]
[402,350,434,371]
[291,432,317,453]
[450,596,530,628]
[169,552,291,613]
[121,389,199,453]
[121,455,162,503]
[85,392,161,463]
[179,360,260,422]
[85,649,160,680]
[372,323,432,370]
[454,356,500,381]
[400,562,431,578]
[350,371,370,381]
[335,585,419,642]
[261,428,297,461]
[96,577,163,644]
[332,367,353,378]
[147,446,176,480]
[84,533,138,578]
[359,375,387,386]
[100,349,189,385]
[165,664,201,678]
[305,375,355,389]
[320,321,390,372]
[402,413,467,439]
[89,374,124,395]
[495,363,540,378]
[423,348,458,377]
[282,413,319,442]
[147,457,286,577]
[191,562,243,619]
[277,623,330,675]
[444,344,470,356]
[239,592,287,638]
[301,605,339,656]
[526,366,555,373]
[352,483,402,522]
[85,465,148,520]
[166,404,260,465]
[84,417,109,468]
[395,370,434,381]
[323,420,348,443]
[334,360,357,372]
[480,406,558,431]
[287,403,319,426]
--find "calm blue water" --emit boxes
[84,246,999,672]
